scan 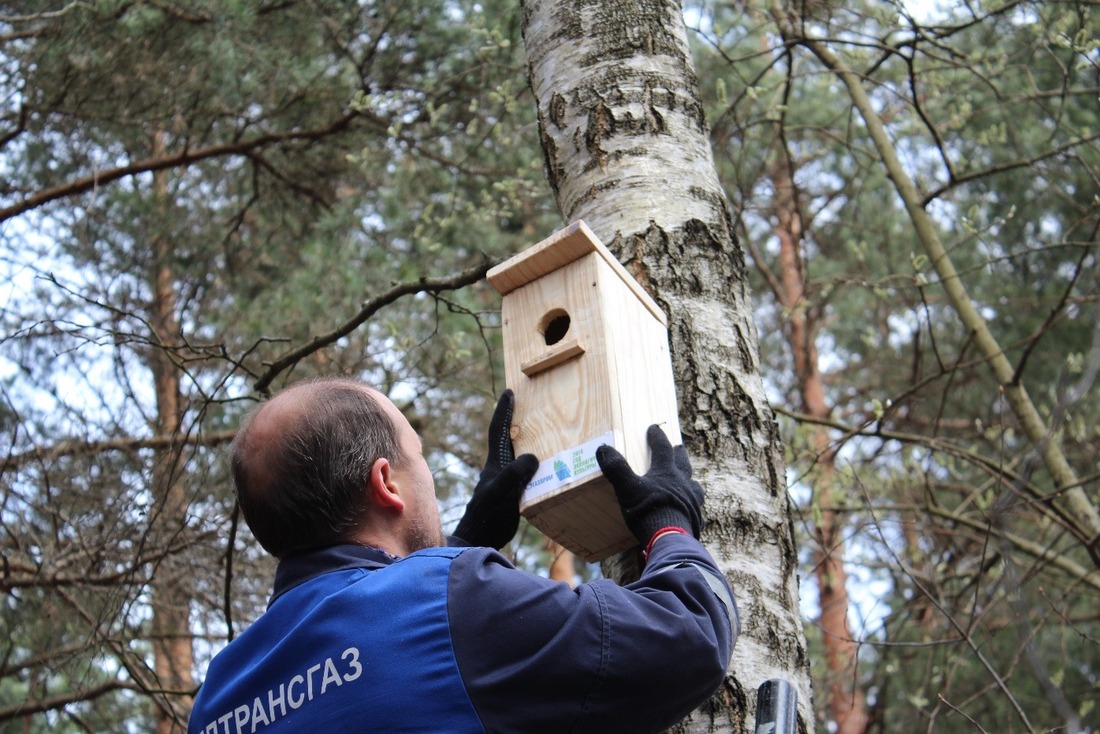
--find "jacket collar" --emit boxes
[270,543,397,607]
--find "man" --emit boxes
[190,376,736,734]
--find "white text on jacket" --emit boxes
[201,647,363,734]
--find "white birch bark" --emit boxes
[520,1,814,731]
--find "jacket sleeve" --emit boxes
[448,533,737,734]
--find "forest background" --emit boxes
[0,0,1097,732]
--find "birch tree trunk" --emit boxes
[520,1,813,730]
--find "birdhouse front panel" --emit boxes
[501,253,613,463]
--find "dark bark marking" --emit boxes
[625,225,660,296]
[576,0,690,69]
[777,495,800,605]
[643,80,666,134]
[549,92,567,129]
[536,106,564,199]
[569,179,620,219]
[584,96,614,171]
[683,214,746,285]
[600,543,643,585]
[701,675,747,731]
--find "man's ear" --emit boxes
[368,457,406,512]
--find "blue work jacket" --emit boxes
[189,533,736,734]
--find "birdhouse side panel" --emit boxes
[595,270,683,471]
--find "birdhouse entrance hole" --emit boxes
[519,307,584,378]
[540,309,571,346]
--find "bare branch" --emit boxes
[925,131,1100,204]
[1,529,218,592]
[772,405,1092,546]
[860,482,1037,731]
[787,23,1100,559]
[0,114,356,224]
[1,430,236,474]
[0,680,142,723]
[252,257,497,394]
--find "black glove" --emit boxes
[452,390,539,549]
[596,425,704,546]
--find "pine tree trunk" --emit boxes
[150,140,195,733]
[520,1,813,730]
[149,277,193,733]
[770,156,868,734]
[546,539,577,586]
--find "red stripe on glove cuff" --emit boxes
[644,526,689,561]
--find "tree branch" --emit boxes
[787,23,1100,560]
[252,257,497,394]
[0,531,218,592]
[860,481,1037,732]
[926,504,1100,593]
[0,114,356,224]
[772,405,1090,546]
[925,131,1100,204]
[0,680,142,723]
[1,430,236,474]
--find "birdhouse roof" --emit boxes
[487,221,667,326]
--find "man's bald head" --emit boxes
[230,377,404,558]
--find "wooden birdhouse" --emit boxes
[487,221,682,561]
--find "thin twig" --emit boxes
[252,257,496,394]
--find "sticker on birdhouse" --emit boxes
[523,431,617,503]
